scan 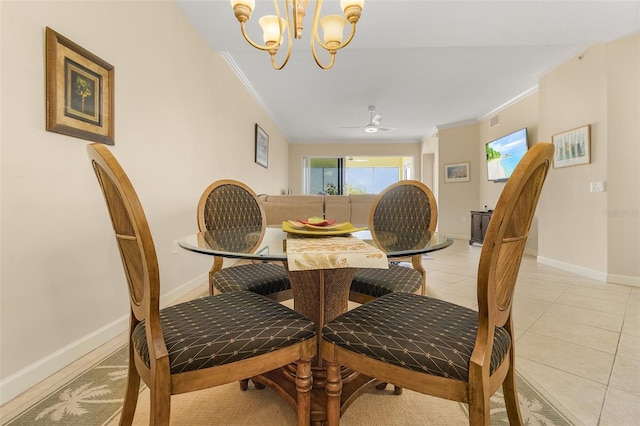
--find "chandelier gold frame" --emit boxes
[230,0,364,70]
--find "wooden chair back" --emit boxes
[197,179,266,233]
[471,142,554,390]
[369,180,437,252]
[87,143,163,349]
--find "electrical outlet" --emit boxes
[173,240,179,254]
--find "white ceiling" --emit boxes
[175,0,640,144]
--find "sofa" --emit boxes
[257,194,378,226]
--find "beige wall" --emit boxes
[0,0,288,402]
[538,34,639,283]
[606,34,640,282]
[435,123,480,238]
[288,142,422,194]
[538,44,611,277]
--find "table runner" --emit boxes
[286,235,389,271]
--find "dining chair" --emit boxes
[349,180,437,304]
[197,180,292,301]
[322,142,554,425]
[87,143,316,426]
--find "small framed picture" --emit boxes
[45,27,115,145]
[444,162,470,183]
[552,125,591,168]
[255,124,268,168]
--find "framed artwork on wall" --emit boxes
[255,123,268,168]
[552,125,591,168]
[444,162,470,183]
[45,27,115,145]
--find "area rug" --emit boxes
[3,340,578,425]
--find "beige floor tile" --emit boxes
[513,309,546,331]
[564,284,631,304]
[437,293,477,310]
[556,292,628,315]
[609,355,640,395]
[571,277,633,293]
[543,304,624,332]
[600,387,640,426]
[514,282,567,302]
[516,358,606,425]
[622,314,640,338]
[425,270,470,284]
[617,333,640,360]
[528,315,620,354]
[513,296,553,316]
[516,332,615,384]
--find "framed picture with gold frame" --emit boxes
[46,27,115,145]
[552,124,590,168]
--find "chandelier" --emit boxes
[230,0,364,70]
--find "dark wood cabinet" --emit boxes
[470,211,493,245]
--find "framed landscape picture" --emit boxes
[255,123,268,168]
[552,125,590,168]
[46,27,115,145]
[444,162,470,183]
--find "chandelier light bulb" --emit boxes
[320,15,347,46]
[259,15,287,45]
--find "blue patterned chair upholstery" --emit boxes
[322,143,555,425]
[350,180,437,304]
[87,144,316,425]
[197,180,292,301]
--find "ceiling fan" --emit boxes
[341,105,396,133]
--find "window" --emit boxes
[304,156,414,195]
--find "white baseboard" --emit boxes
[0,273,207,405]
[537,256,607,282]
[607,273,640,287]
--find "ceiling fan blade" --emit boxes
[377,127,396,132]
[372,113,383,125]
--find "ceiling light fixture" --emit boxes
[230,0,364,70]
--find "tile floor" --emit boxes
[2,238,639,425]
[425,239,640,425]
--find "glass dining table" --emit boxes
[179,224,453,424]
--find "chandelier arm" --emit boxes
[313,22,357,52]
[239,22,280,52]
[310,36,336,70]
[268,0,293,70]
[309,0,334,69]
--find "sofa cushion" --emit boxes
[324,195,351,222]
[349,194,378,225]
[258,195,324,225]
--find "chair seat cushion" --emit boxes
[132,291,315,374]
[350,265,422,297]
[212,263,291,296]
[322,292,511,381]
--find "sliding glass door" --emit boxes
[304,156,414,195]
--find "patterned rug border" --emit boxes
[3,338,580,425]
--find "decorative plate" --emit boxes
[283,221,367,236]
[296,218,337,227]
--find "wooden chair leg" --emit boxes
[503,357,523,424]
[119,346,140,426]
[325,361,342,426]
[468,389,491,426]
[295,358,313,426]
[149,361,171,426]
[239,379,249,391]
